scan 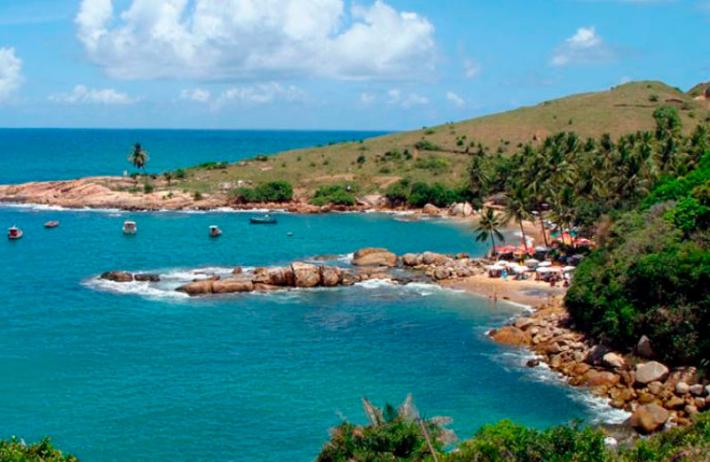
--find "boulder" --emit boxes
[177,280,214,296]
[526,358,540,368]
[449,202,474,217]
[665,396,685,410]
[647,381,664,396]
[635,361,670,385]
[675,382,690,395]
[134,273,160,282]
[489,326,530,346]
[582,370,621,387]
[684,405,698,415]
[100,271,134,282]
[212,279,254,294]
[255,267,294,287]
[401,253,419,267]
[291,262,321,288]
[586,345,611,366]
[689,384,706,397]
[232,267,243,275]
[602,352,626,370]
[433,267,451,280]
[320,266,342,287]
[514,317,534,330]
[351,248,397,267]
[636,335,655,358]
[422,203,440,215]
[630,403,669,434]
[420,251,450,266]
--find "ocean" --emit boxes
[0,130,623,461]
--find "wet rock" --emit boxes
[212,279,254,294]
[636,335,654,359]
[630,403,669,434]
[351,248,398,267]
[602,352,626,370]
[134,273,160,282]
[635,361,669,386]
[100,271,134,282]
[526,358,540,368]
[489,326,530,346]
[291,262,321,288]
[232,267,243,275]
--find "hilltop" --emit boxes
[176,80,709,199]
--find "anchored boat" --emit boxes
[8,226,23,240]
[44,221,60,229]
[249,214,277,225]
[122,220,137,235]
[209,225,222,238]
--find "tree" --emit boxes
[128,143,149,171]
[502,185,533,254]
[475,207,505,258]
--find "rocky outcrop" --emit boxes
[448,202,474,217]
[291,262,322,288]
[134,273,160,282]
[351,248,398,267]
[100,271,134,282]
[489,302,709,433]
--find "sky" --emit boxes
[0,0,708,130]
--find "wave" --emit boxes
[0,202,124,214]
[83,278,190,301]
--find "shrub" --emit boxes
[196,161,228,170]
[0,437,78,461]
[649,94,659,102]
[193,191,203,201]
[356,154,367,165]
[310,184,357,206]
[231,180,293,203]
[175,169,186,179]
[414,140,441,151]
[414,156,449,174]
[143,182,154,194]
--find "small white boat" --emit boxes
[44,220,60,229]
[122,220,137,235]
[8,226,23,240]
[209,225,222,238]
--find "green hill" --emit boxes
[175,80,710,199]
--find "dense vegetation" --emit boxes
[317,399,710,462]
[310,184,357,206]
[385,179,470,208]
[565,149,710,366]
[231,180,294,203]
[0,437,78,461]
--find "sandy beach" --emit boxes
[442,273,567,308]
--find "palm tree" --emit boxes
[502,185,533,255]
[128,143,149,171]
[475,207,505,258]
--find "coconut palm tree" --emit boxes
[128,143,149,171]
[502,185,533,254]
[475,207,505,258]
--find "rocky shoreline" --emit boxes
[0,177,481,218]
[490,302,709,434]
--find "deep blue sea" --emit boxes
[0,130,624,461]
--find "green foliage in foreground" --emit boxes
[310,184,357,206]
[317,406,710,462]
[0,437,78,461]
[566,150,710,366]
[231,180,294,203]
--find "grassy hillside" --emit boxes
[167,81,709,199]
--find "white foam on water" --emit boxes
[490,347,630,424]
[84,278,190,301]
[354,278,398,289]
[0,202,123,214]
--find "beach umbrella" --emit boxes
[524,258,540,268]
[563,266,576,272]
[538,261,552,267]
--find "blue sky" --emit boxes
[0,0,707,130]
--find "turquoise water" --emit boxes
[0,129,386,184]
[0,130,621,461]
[0,207,621,461]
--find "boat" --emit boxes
[8,226,23,240]
[209,225,222,238]
[44,221,60,229]
[249,214,277,225]
[122,220,137,235]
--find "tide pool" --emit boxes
[0,206,623,461]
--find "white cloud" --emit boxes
[49,85,137,104]
[618,76,632,84]
[463,59,480,79]
[75,0,436,81]
[551,26,614,67]
[386,88,428,108]
[446,91,465,107]
[180,88,211,103]
[214,82,306,107]
[0,47,23,102]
